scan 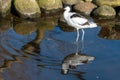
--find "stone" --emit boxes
[118,11,120,18]
[37,0,62,12]
[93,0,120,7]
[74,1,97,15]
[0,0,11,17]
[62,0,81,5]
[14,0,41,18]
[84,0,92,2]
[93,5,116,19]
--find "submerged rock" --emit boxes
[0,0,11,17]
[14,0,41,18]
[93,0,120,7]
[37,0,62,14]
[74,1,97,15]
[93,5,116,19]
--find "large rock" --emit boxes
[84,0,92,2]
[14,0,41,18]
[93,0,120,7]
[37,0,62,12]
[118,10,120,18]
[0,0,11,17]
[74,1,97,15]
[93,5,116,19]
[62,0,81,5]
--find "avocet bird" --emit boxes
[63,6,97,42]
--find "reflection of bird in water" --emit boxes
[61,53,95,74]
[63,6,97,42]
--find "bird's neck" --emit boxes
[63,10,70,20]
[65,8,71,13]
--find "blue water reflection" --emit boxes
[0,20,120,80]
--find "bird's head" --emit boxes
[64,6,71,12]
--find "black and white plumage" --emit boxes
[63,6,97,42]
[61,53,95,74]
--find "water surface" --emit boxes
[0,17,120,80]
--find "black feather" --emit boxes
[70,13,84,18]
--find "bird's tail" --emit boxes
[89,22,97,28]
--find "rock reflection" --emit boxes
[75,72,86,80]
[22,28,44,54]
[37,15,58,30]
[98,21,120,40]
[0,19,11,34]
[13,21,37,35]
[95,19,120,40]
[99,26,120,40]
[0,14,98,80]
[21,16,59,54]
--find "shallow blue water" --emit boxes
[0,19,120,80]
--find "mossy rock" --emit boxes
[74,1,97,15]
[37,0,62,10]
[84,0,92,2]
[93,5,116,19]
[93,0,120,7]
[14,0,41,19]
[0,0,11,17]
[62,0,81,5]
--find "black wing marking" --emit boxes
[70,13,84,18]
[82,21,90,26]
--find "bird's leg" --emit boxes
[81,29,85,41]
[75,39,79,55]
[80,38,84,52]
[75,29,79,55]
[76,29,79,43]
[80,29,85,52]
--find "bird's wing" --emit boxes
[71,17,88,25]
[70,13,88,25]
